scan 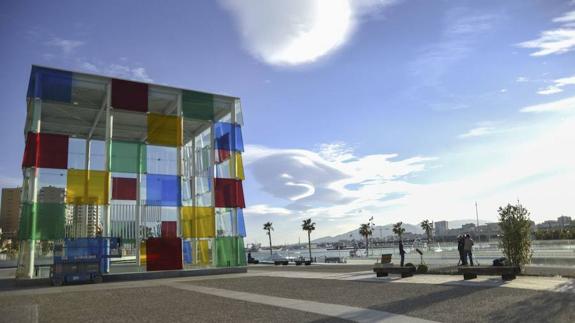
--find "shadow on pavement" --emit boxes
[487,290,575,322]
[367,284,492,314]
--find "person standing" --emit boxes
[457,235,466,265]
[399,240,405,267]
[464,234,474,266]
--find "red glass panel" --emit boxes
[22,132,68,169]
[214,178,245,208]
[216,149,231,163]
[146,237,183,271]
[161,221,177,238]
[111,79,148,112]
[112,177,137,200]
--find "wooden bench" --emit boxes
[458,266,521,281]
[373,264,416,278]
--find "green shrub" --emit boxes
[416,264,428,274]
[498,203,533,267]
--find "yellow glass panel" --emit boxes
[233,152,245,180]
[140,241,147,265]
[198,240,210,265]
[181,207,215,238]
[147,113,182,147]
[66,170,109,205]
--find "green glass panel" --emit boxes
[215,237,246,267]
[182,90,214,120]
[236,237,246,266]
[215,237,233,267]
[18,202,66,240]
[18,203,35,240]
[110,141,146,173]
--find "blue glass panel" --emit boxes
[214,122,244,152]
[146,174,181,206]
[237,208,246,237]
[29,66,73,102]
[183,240,192,264]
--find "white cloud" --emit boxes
[553,10,575,23]
[243,143,431,217]
[219,0,396,66]
[458,126,496,138]
[516,76,529,82]
[538,74,575,95]
[520,95,575,113]
[518,10,575,56]
[537,86,563,95]
[45,37,84,54]
[81,62,99,73]
[76,61,153,82]
[244,204,292,217]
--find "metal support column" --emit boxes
[16,97,42,279]
[83,140,91,237]
[191,136,196,266]
[103,81,112,273]
[176,93,183,238]
[230,104,238,237]
[135,143,142,268]
[210,121,216,266]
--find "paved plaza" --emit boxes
[1,265,574,322]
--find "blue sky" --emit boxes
[1,0,575,244]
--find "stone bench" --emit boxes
[295,260,312,266]
[373,264,416,278]
[274,260,289,265]
[458,266,521,281]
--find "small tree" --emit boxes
[302,219,316,261]
[420,220,433,244]
[498,203,533,267]
[263,222,274,258]
[392,222,405,240]
[359,223,372,256]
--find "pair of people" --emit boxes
[457,234,474,266]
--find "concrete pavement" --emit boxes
[1,265,574,322]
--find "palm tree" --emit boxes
[420,220,433,245]
[263,222,274,258]
[359,223,373,256]
[302,219,316,261]
[392,222,405,240]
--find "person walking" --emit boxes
[457,235,466,265]
[464,234,474,266]
[399,240,405,267]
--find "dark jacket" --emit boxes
[399,242,405,255]
[457,237,465,252]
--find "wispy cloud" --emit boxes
[537,74,575,95]
[518,10,575,56]
[458,120,517,139]
[218,0,396,66]
[458,126,497,139]
[520,95,575,113]
[76,61,153,82]
[45,37,84,54]
[410,9,498,85]
[516,76,529,83]
[406,8,500,112]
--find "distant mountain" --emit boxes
[312,219,489,244]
